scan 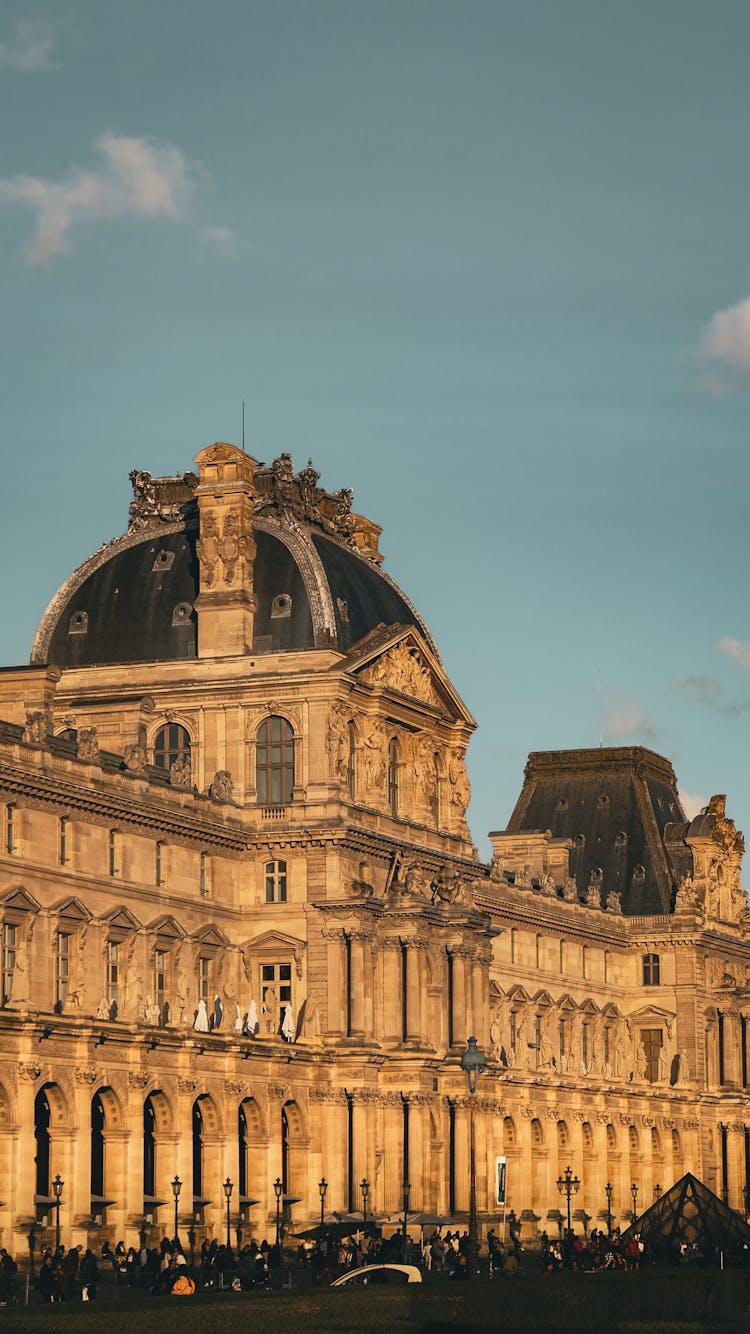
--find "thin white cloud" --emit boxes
[602,696,656,743]
[0,134,200,266]
[678,673,750,716]
[678,789,708,821]
[717,637,750,672]
[0,17,58,72]
[202,224,240,257]
[700,295,750,391]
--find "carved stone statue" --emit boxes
[540,873,557,897]
[404,861,433,898]
[448,751,471,816]
[123,743,146,773]
[77,728,100,763]
[326,706,349,779]
[563,876,578,902]
[209,770,235,804]
[361,720,386,791]
[170,756,192,789]
[24,708,51,746]
[586,884,602,908]
[605,891,622,914]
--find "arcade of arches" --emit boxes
[0,443,749,1253]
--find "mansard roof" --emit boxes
[31,455,433,667]
[503,746,685,915]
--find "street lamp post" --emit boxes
[402,1181,411,1262]
[274,1177,283,1249]
[555,1165,580,1235]
[360,1177,369,1229]
[604,1182,613,1235]
[28,1223,37,1276]
[223,1178,233,1251]
[319,1178,327,1230]
[654,1183,662,1201]
[52,1175,63,1255]
[171,1175,181,1249]
[631,1183,639,1227]
[460,1035,487,1275]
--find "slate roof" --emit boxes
[505,747,686,915]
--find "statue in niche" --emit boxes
[361,720,386,791]
[635,1039,649,1083]
[326,707,349,779]
[447,751,471,816]
[97,996,110,1020]
[170,755,192,789]
[261,984,277,1035]
[414,735,439,808]
[539,1017,556,1069]
[613,1024,629,1079]
[209,770,235,804]
[9,922,31,1005]
[68,926,89,1010]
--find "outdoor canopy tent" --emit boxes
[619,1173,750,1255]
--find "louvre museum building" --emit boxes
[0,441,748,1254]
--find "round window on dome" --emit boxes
[271,593,292,619]
[68,610,88,636]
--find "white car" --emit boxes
[331,1263,423,1288]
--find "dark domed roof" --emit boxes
[31,464,432,667]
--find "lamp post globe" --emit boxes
[223,1177,233,1250]
[52,1174,64,1255]
[273,1177,283,1248]
[171,1175,182,1249]
[318,1177,327,1230]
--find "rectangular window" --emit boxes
[199,956,210,1005]
[640,1027,663,1084]
[155,842,163,887]
[261,961,292,1033]
[265,860,287,903]
[1,923,16,1005]
[510,1012,517,1050]
[604,1026,611,1070]
[108,829,117,877]
[155,948,167,1020]
[5,805,15,855]
[106,940,120,1011]
[559,1018,566,1062]
[199,852,208,897]
[55,932,70,1009]
[59,817,69,866]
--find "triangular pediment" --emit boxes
[506,984,531,1003]
[579,997,601,1015]
[628,1004,675,1025]
[531,989,555,1007]
[557,993,578,1011]
[344,626,475,726]
[0,886,40,914]
[101,905,140,931]
[192,923,230,949]
[147,914,186,941]
[244,929,306,955]
[50,896,92,923]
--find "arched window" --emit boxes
[256,717,295,805]
[265,859,287,903]
[387,737,400,815]
[153,723,191,772]
[347,723,357,800]
[642,953,660,986]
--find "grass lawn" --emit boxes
[3,1271,749,1334]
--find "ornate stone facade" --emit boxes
[0,442,747,1255]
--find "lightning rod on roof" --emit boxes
[242,396,245,452]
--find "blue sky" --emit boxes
[1,1,749,858]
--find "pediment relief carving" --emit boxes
[360,641,442,706]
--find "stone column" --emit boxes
[323,930,345,1036]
